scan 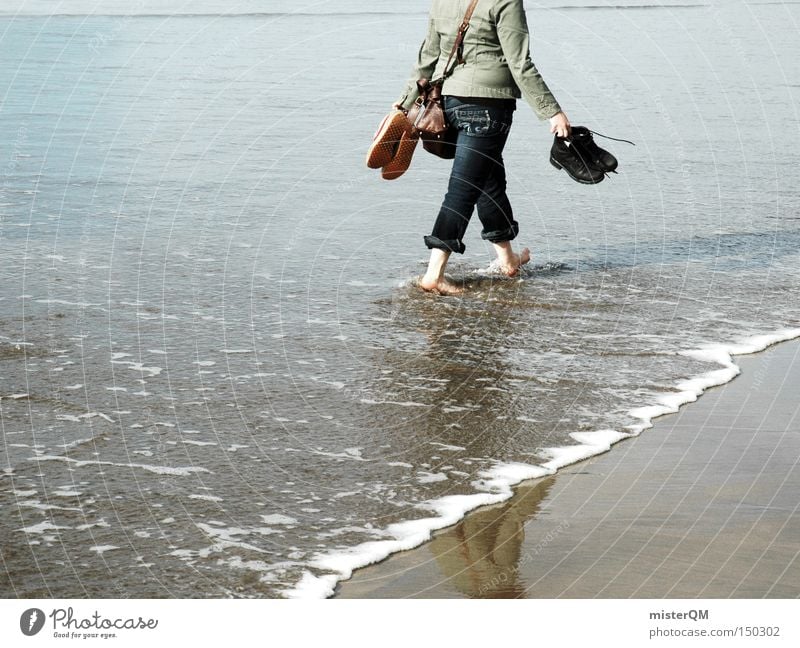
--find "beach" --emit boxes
[2,1,799,599]
[337,338,800,598]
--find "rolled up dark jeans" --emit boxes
[424,96,518,254]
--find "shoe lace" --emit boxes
[579,129,636,177]
[587,129,636,147]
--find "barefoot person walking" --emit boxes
[393,0,570,295]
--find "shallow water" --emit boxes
[1,1,799,597]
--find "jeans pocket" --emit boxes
[453,107,492,135]
[452,107,510,136]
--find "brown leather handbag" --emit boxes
[406,0,480,159]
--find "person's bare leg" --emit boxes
[418,248,464,295]
[492,241,530,277]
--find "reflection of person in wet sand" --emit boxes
[427,476,558,597]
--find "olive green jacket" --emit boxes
[396,0,561,120]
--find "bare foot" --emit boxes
[498,247,531,277]
[417,275,465,296]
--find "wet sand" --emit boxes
[336,339,800,598]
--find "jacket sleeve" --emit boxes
[395,15,441,111]
[495,0,562,120]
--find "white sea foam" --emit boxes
[429,442,467,451]
[282,462,551,599]
[189,494,224,503]
[416,472,448,484]
[167,523,279,559]
[442,405,478,413]
[288,572,341,599]
[221,556,275,574]
[282,328,800,599]
[56,415,81,423]
[359,399,430,408]
[18,499,82,512]
[89,545,119,554]
[345,280,380,287]
[35,299,101,308]
[540,430,632,471]
[226,444,248,452]
[52,489,82,497]
[310,448,366,462]
[19,521,71,534]
[196,523,278,540]
[128,363,162,377]
[76,519,110,531]
[331,491,359,499]
[626,327,800,435]
[260,514,297,525]
[29,455,211,477]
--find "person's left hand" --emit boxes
[392,102,404,112]
[549,111,571,138]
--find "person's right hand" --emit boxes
[549,111,571,138]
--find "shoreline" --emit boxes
[335,337,800,598]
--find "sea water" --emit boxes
[1,0,799,598]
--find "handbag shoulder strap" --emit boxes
[440,0,480,80]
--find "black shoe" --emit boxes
[550,134,606,184]
[569,126,618,173]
